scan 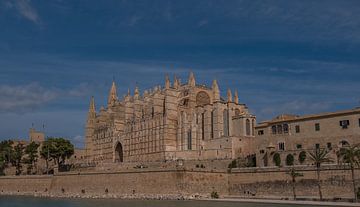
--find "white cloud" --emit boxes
[13,0,41,25]
[0,82,93,113]
[0,83,58,113]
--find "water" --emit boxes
[0,196,325,207]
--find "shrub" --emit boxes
[286,154,294,166]
[273,153,281,167]
[228,159,237,169]
[299,151,306,164]
[245,154,257,167]
[211,191,219,199]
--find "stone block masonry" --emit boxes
[0,167,358,200]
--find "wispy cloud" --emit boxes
[0,83,57,113]
[12,0,41,25]
[0,82,94,113]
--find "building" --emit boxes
[85,72,256,163]
[29,128,45,143]
[255,108,360,167]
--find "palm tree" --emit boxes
[308,148,333,201]
[287,168,303,200]
[337,144,360,202]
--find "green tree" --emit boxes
[0,140,14,164]
[273,153,281,167]
[298,151,307,164]
[24,142,40,174]
[0,154,5,176]
[13,143,25,175]
[286,154,294,166]
[337,143,360,202]
[308,149,333,201]
[286,168,303,200]
[228,159,237,169]
[41,138,74,171]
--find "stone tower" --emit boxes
[85,96,96,160]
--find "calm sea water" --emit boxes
[0,196,324,207]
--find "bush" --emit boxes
[298,151,306,164]
[273,153,281,167]
[286,154,294,166]
[228,159,237,169]
[357,187,360,199]
[211,191,219,199]
[245,154,257,167]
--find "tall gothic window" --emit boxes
[223,109,229,136]
[187,129,192,150]
[201,112,205,140]
[252,119,255,136]
[211,110,214,139]
[246,119,251,136]
[163,99,166,116]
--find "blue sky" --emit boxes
[1,0,360,147]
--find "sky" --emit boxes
[1,0,360,148]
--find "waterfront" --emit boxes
[0,196,347,207]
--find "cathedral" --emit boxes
[85,72,256,163]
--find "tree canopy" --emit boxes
[40,137,74,168]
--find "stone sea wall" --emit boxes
[229,166,359,200]
[0,166,358,200]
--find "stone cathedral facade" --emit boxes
[85,73,256,163]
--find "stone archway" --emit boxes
[114,142,123,163]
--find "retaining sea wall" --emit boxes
[0,166,358,200]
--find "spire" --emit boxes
[188,71,195,87]
[87,96,96,122]
[173,75,179,89]
[227,88,232,102]
[124,88,131,102]
[234,90,239,104]
[212,79,220,101]
[107,80,118,107]
[165,74,170,89]
[89,96,96,113]
[134,86,140,100]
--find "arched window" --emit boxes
[272,125,277,134]
[277,125,283,134]
[223,109,229,136]
[196,91,211,106]
[283,124,289,133]
[246,119,251,136]
[187,129,192,150]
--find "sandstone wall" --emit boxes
[229,166,359,200]
[0,167,358,200]
[0,169,228,197]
